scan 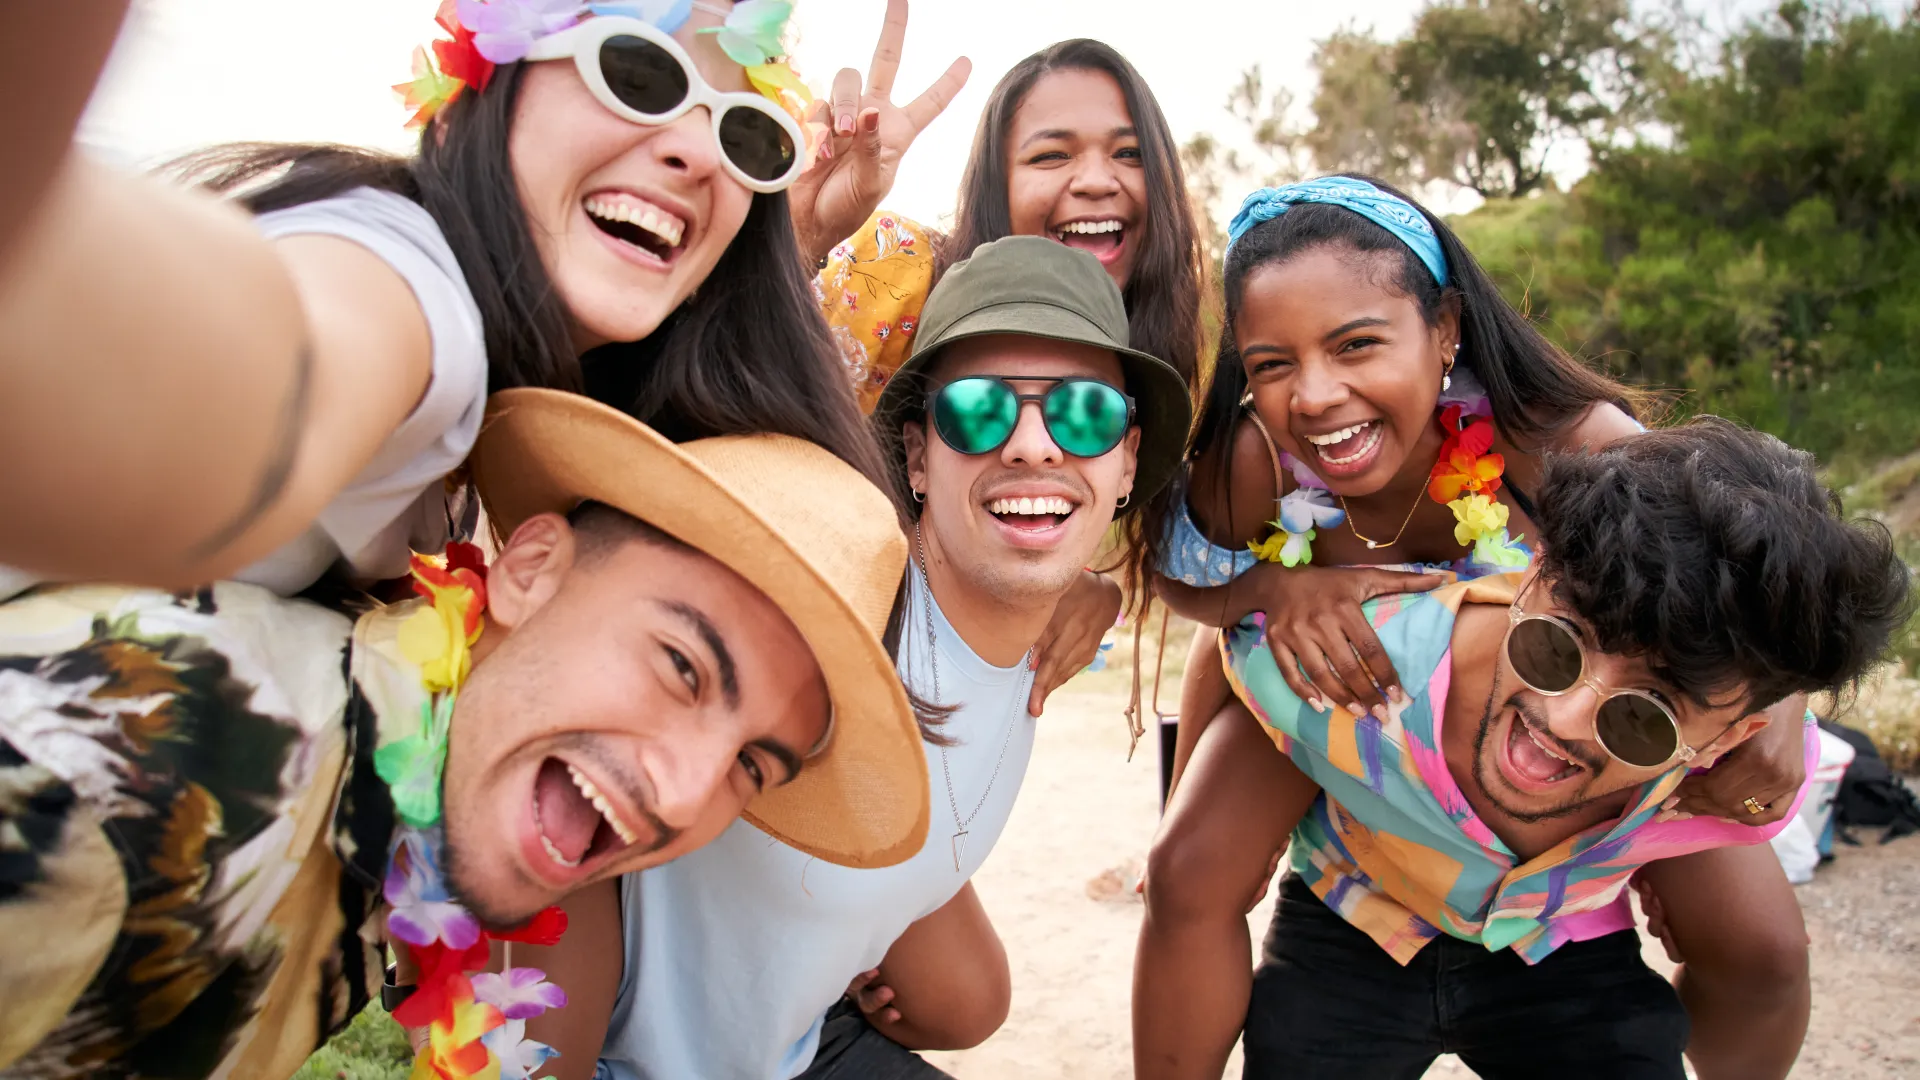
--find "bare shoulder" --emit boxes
[1500,401,1641,491]
[1189,415,1284,547]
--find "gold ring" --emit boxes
[1743,796,1766,816]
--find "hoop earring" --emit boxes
[1116,493,1131,509]
[1442,344,1458,393]
[911,488,925,504]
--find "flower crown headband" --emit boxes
[397,0,811,131]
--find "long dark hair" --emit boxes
[168,61,956,731]
[943,39,1204,612]
[1190,174,1639,486]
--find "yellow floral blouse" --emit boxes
[815,211,938,415]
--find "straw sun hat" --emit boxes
[468,389,928,870]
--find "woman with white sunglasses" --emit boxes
[0,0,965,603]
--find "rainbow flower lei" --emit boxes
[1251,373,1531,570]
[397,0,814,133]
[374,543,572,1080]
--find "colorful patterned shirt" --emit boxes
[0,582,434,1078]
[1223,573,1815,965]
[815,211,936,414]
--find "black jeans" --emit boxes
[1242,877,1690,1080]
[795,1000,955,1080]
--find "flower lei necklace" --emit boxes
[1249,372,1530,571]
[398,0,813,132]
[374,543,572,1080]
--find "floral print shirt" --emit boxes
[0,582,426,1079]
[1223,573,1815,965]
[815,211,936,414]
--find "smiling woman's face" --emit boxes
[509,7,756,353]
[1235,246,1458,496]
[1005,68,1146,291]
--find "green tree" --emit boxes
[1456,1,1920,466]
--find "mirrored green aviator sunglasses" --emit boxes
[930,376,1136,459]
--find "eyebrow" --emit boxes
[1323,316,1392,343]
[1018,125,1137,150]
[754,737,806,785]
[662,601,739,710]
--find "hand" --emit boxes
[1246,847,1284,914]
[847,967,902,1026]
[1028,570,1123,717]
[1657,701,1805,826]
[1254,564,1445,716]
[787,0,971,263]
[1633,877,1685,964]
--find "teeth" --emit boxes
[1305,422,1375,447]
[1315,424,1382,466]
[566,763,641,848]
[987,496,1076,516]
[1058,220,1123,235]
[1526,726,1572,764]
[539,834,582,869]
[583,196,686,249]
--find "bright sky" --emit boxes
[80,0,1434,228]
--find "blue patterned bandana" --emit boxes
[1226,177,1450,287]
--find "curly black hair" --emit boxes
[1534,416,1913,714]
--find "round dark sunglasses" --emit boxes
[930,376,1135,459]
[1502,575,1713,769]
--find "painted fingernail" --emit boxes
[1348,703,1365,717]
[1660,795,1680,811]
[837,113,854,134]
[1670,811,1693,821]
[1307,697,1324,712]
[864,111,880,132]
[1371,704,1388,721]
[1390,686,1408,705]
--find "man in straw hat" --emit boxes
[567,236,1191,1080]
[0,397,926,1080]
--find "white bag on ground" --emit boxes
[1770,814,1820,885]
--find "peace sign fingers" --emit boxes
[902,55,972,134]
[865,0,910,100]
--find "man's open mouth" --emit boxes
[1499,715,1588,788]
[532,758,641,869]
[1052,219,1127,265]
[986,494,1079,532]
[584,193,686,264]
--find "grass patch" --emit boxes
[294,1003,410,1080]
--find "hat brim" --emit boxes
[469,390,928,870]
[873,304,1190,510]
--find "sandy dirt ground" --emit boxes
[921,674,1920,1080]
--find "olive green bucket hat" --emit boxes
[872,235,1192,511]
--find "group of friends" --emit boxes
[0,3,1911,1080]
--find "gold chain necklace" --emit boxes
[1339,489,1426,551]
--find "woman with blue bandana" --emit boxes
[1133,175,1819,1078]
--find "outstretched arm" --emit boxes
[844,882,1010,1052]
[0,168,432,588]
[0,2,131,272]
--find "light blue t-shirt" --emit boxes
[595,570,1037,1080]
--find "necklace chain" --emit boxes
[914,521,1034,871]
[1339,487,1426,550]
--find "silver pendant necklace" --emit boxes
[914,521,1035,872]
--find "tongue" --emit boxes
[998,512,1066,529]
[534,759,601,864]
[1508,723,1571,784]
[1058,232,1120,256]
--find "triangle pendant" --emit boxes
[951,830,969,871]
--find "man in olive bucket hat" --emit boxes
[576,236,1192,1080]
[0,392,928,1080]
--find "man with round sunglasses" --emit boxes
[1173,418,1910,1080]
[574,236,1189,1080]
